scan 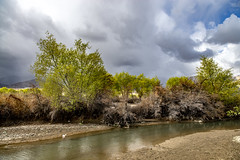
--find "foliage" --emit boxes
[166,77,180,89]
[166,76,195,91]
[0,87,42,95]
[113,72,160,100]
[227,107,240,117]
[31,32,109,110]
[113,72,136,100]
[0,87,11,93]
[134,74,160,99]
[196,56,240,106]
[0,87,17,93]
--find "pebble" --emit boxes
[232,136,240,143]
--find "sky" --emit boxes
[0,0,240,84]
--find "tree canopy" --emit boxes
[113,72,160,100]
[166,76,195,91]
[113,72,135,100]
[31,32,109,110]
[196,56,240,106]
[134,74,160,99]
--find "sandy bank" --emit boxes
[112,129,240,160]
[0,123,112,146]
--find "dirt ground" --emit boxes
[112,129,240,160]
[0,123,112,146]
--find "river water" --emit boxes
[0,120,239,160]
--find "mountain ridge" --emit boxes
[7,79,38,88]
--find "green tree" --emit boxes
[134,74,160,99]
[196,56,240,106]
[31,32,109,110]
[166,76,195,91]
[113,72,136,100]
[166,77,180,90]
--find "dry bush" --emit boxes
[129,94,159,119]
[0,93,53,125]
[0,94,31,122]
[27,94,52,120]
[103,103,139,127]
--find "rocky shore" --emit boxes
[112,129,240,160]
[0,123,112,146]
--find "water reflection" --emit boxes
[0,120,239,160]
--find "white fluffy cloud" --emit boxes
[207,14,240,44]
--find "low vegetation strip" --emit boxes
[0,32,240,128]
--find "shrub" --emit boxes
[166,76,195,91]
[0,87,9,93]
[227,107,240,117]
[0,87,18,93]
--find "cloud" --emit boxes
[1,0,240,85]
[207,14,240,44]
[155,21,214,62]
[74,28,108,42]
[114,57,141,67]
[234,61,240,68]
[0,49,19,75]
[0,0,64,83]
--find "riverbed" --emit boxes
[0,120,240,160]
[112,129,240,160]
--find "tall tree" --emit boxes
[196,56,240,106]
[113,72,136,100]
[31,32,109,110]
[134,74,160,99]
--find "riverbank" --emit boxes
[0,123,112,146]
[112,129,240,160]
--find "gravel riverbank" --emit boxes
[0,123,112,146]
[112,129,240,160]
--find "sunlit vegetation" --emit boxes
[196,56,240,107]
[227,107,240,117]
[166,76,195,91]
[0,87,41,94]
[31,32,110,110]
[166,56,240,118]
[113,72,160,100]
[1,33,239,126]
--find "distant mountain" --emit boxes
[8,79,39,88]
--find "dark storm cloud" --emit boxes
[207,14,240,44]
[0,49,18,74]
[74,28,108,42]
[95,0,156,47]
[0,0,66,84]
[114,56,141,67]
[0,48,20,84]
[156,30,214,62]
[0,0,60,41]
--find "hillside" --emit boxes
[8,79,38,88]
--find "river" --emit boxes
[0,120,239,160]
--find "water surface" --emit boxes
[0,120,239,160]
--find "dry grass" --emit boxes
[0,93,51,125]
